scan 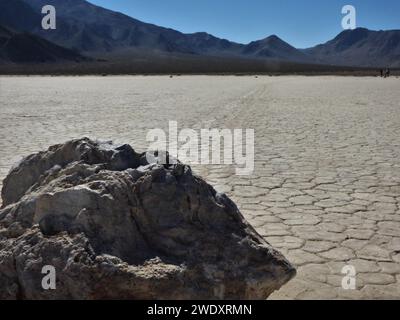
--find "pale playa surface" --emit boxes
[1,75,399,299]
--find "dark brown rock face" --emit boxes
[0,138,295,300]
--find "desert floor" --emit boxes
[1,75,399,299]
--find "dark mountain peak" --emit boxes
[265,34,281,42]
[248,34,283,45]
[256,35,299,51]
[247,35,295,52]
[306,28,400,67]
[243,35,313,63]
[191,32,211,37]
[334,27,371,43]
[190,32,217,41]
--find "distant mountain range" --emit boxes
[304,28,400,68]
[0,0,399,68]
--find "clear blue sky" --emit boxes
[90,0,400,48]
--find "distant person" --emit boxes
[380,69,384,77]
[386,68,391,78]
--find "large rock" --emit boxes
[0,138,295,299]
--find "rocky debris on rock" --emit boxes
[0,138,295,300]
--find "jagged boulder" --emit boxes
[0,138,295,299]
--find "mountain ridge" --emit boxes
[305,27,400,67]
[12,0,315,63]
[0,24,88,64]
[1,0,399,67]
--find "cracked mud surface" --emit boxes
[1,75,399,299]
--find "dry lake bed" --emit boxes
[1,75,400,299]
